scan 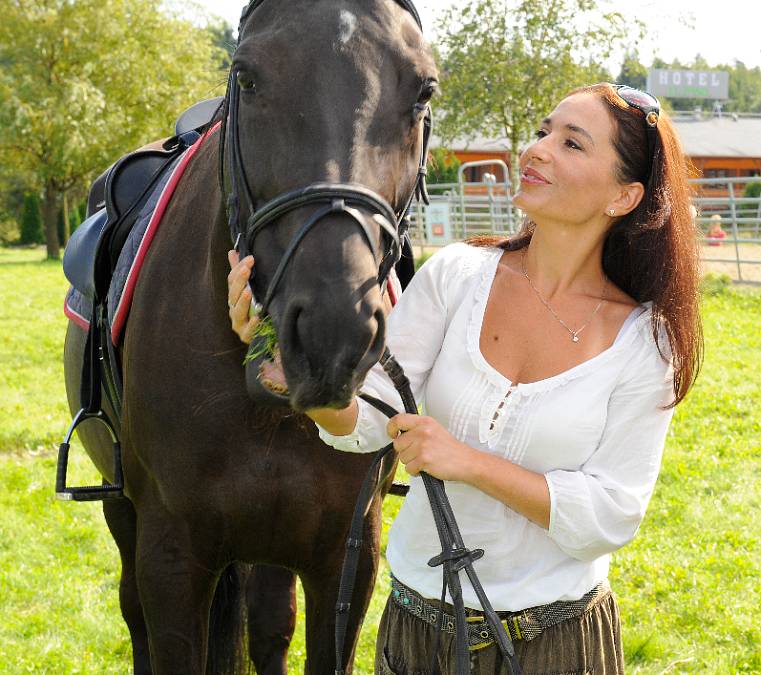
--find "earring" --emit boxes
[607,208,616,217]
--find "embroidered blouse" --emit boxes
[317,242,674,611]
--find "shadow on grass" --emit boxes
[0,258,62,268]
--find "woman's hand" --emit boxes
[227,250,258,344]
[387,414,477,481]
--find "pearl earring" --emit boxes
[607,209,616,217]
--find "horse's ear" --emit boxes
[394,238,415,289]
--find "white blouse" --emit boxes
[317,242,674,612]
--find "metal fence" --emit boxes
[408,164,761,283]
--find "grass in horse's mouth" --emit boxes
[243,316,289,395]
[243,315,279,364]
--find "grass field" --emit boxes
[1,246,759,674]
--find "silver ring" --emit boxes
[228,301,235,309]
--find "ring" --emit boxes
[228,301,235,309]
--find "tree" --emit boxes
[435,0,641,190]
[617,51,647,90]
[0,0,227,258]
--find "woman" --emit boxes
[227,83,702,673]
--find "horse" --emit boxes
[62,0,437,672]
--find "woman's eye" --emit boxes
[565,138,582,150]
[534,129,548,139]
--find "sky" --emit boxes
[194,0,761,71]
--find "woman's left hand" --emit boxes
[387,414,476,481]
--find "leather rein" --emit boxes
[219,2,521,674]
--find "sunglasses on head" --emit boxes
[612,84,660,180]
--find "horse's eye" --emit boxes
[236,72,256,92]
[417,81,437,104]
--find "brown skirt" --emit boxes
[375,584,624,675]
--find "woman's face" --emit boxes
[513,93,627,227]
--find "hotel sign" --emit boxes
[647,69,729,100]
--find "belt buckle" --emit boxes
[465,615,523,651]
[466,615,491,651]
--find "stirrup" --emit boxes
[56,408,124,501]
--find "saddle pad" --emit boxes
[64,124,218,344]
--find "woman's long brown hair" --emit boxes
[469,83,703,406]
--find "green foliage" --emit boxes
[740,181,761,215]
[427,148,461,185]
[19,193,43,245]
[1,247,759,672]
[207,19,235,72]
[434,0,641,190]
[700,272,733,296]
[616,51,648,90]
[0,0,229,256]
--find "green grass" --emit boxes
[1,246,760,673]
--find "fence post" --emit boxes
[727,182,743,282]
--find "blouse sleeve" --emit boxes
[544,326,675,562]
[316,243,466,453]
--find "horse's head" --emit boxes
[226,0,437,411]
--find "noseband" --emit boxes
[220,0,432,318]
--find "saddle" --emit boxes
[65,96,224,303]
[58,97,223,502]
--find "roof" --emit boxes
[670,115,761,158]
[433,114,761,159]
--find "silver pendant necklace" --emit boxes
[521,250,607,343]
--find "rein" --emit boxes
[334,351,522,675]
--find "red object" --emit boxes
[707,229,726,247]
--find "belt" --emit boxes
[390,576,611,650]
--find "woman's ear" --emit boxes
[608,181,645,218]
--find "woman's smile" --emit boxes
[521,166,551,185]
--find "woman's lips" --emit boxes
[520,167,550,185]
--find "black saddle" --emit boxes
[66,96,224,303]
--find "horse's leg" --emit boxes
[133,506,218,675]
[246,564,297,675]
[102,498,151,675]
[301,517,382,675]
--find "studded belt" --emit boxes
[390,576,611,649]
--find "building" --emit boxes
[432,113,761,198]
[671,112,761,197]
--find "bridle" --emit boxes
[220,0,432,317]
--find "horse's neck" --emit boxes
[166,136,230,303]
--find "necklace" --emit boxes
[520,250,607,343]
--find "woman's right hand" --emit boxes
[227,250,258,344]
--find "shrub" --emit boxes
[701,272,732,296]
[19,193,43,245]
[0,218,20,245]
[427,148,461,186]
[740,181,761,215]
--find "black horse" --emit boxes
[63,0,437,672]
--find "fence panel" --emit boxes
[409,176,761,283]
